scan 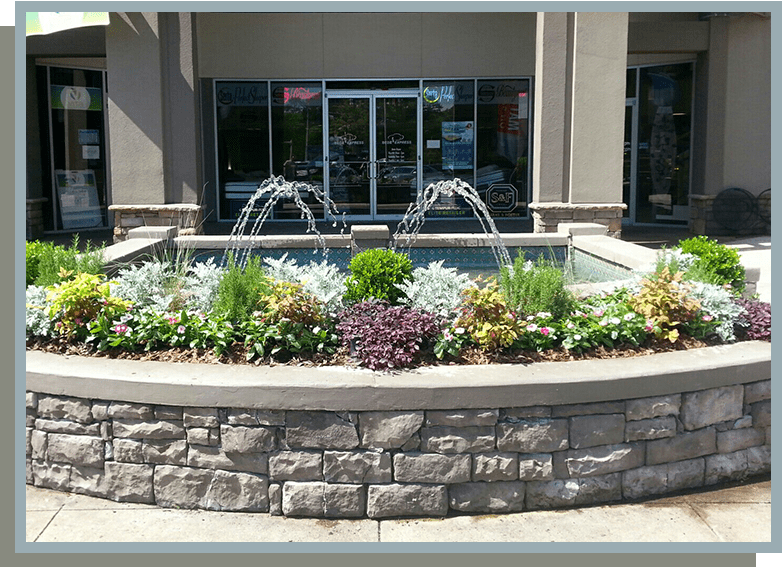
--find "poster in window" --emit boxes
[442,121,473,170]
[55,170,104,229]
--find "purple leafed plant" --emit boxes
[734,298,771,341]
[336,300,440,371]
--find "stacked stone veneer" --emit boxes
[25,381,770,518]
[529,203,627,238]
[690,194,771,236]
[109,204,203,243]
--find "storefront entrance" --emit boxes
[325,90,420,219]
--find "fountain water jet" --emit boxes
[392,178,512,271]
[221,176,346,270]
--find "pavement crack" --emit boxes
[34,503,65,542]
[686,502,723,542]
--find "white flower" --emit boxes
[536,311,551,319]
[574,334,582,341]
[566,321,575,329]
[610,317,621,325]
[624,313,635,321]
[527,323,538,332]
[526,315,535,321]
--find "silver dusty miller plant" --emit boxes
[396,260,474,320]
[263,253,347,315]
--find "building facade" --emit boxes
[25,11,771,241]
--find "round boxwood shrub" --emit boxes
[343,248,413,305]
[678,235,745,294]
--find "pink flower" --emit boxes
[540,327,550,336]
[593,309,604,318]
[74,318,82,326]
[702,314,713,322]
[566,322,575,329]
[167,315,179,325]
[113,323,129,334]
[527,323,538,332]
[177,325,186,334]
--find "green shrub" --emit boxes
[343,248,413,305]
[678,236,745,294]
[499,253,575,320]
[213,255,271,323]
[33,235,107,288]
[26,240,53,286]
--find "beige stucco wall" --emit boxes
[722,15,771,193]
[196,12,537,79]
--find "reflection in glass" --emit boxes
[635,63,692,224]
[328,97,371,216]
[476,79,530,218]
[422,81,474,217]
[271,83,324,219]
[216,82,271,220]
[375,97,418,216]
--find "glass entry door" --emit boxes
[325,91,420,219]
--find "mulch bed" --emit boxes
[26,333,724,370]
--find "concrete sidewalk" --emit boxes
[25,476,770,543]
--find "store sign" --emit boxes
[51,86,102,111]
[272,86,322,106]
[486,184,518,212]
[217,83,268,106]
[423,84,474,105]
[442,122,474,170]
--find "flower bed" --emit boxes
[25,236,770,371]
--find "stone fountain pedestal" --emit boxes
[350,225,390,256]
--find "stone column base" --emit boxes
[108,204,203,243]
[529,203,627,238]
[690,194,771,236]
[26,198,48,240]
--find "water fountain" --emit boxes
[392,178,513,271]
[221,176,346,270]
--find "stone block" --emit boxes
[100,422,112,440]
[91,401,109,421]
[496,419,569,453]
[108,402,154,420]
[228,409,285,426]
[420,426,496,454]
[281,481,325,517]
[205,470,269,512]
[285,411,359,450]
[32,460,71,491]
[154,406,184,420]
[37,395,92,424]
[30,430,47,460]
[142,440,188,465]
[366,484,448,518]
[705,451,749,485]
[717,428,766,454]
[622,464,668,499]
[449,481,526,513]
[525,478,579,510]
[400,432,421,452]
[472,452,519,482]
[46,433,104,468]
[551,401,625,418]
[358,411,424,449]
[104,441,114,461]
[575,473,622,505]
[323,450,392,484]
[732,416,753,429]
[750,400,771,428]
[26,392,37,410]
[268,450,322,481]
[112,419,185,440]
[680,386,744,430]
[646,427,717,465]
[220,425,277,453]
[187,446,268,474]
[187,427,219,446]
[565,443,644,478]
[625,394,681,421]
[26,459,33,485]
[35,418,101,436]
[569,414,625,449]
[518,453,555,481]
[425,409,499,427]
[667,458,706,492]
[324,484,367,518]
[105,462,154,503]
[113,438,144,463]
[26,427,32,456]
[744,380,771,405]
[393,452,471,484]
[746,445,771,476]
[183,408,220,428]
[269,483,282,516]
[625,416,677,442]
[501,407,552,421]
[153,465,214,509]
[69,465,106,497]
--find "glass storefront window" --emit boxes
[476,79,530,218]
[635,63,693,224]
[215,81,270,220]
[421,80,475,218]
[45,66,108,231]
[270,82,324,219]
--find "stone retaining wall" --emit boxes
[26,379,770,518]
